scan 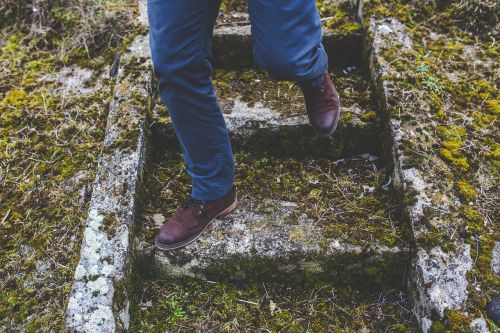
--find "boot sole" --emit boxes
[327,105,341,137]
[155,199,238,251]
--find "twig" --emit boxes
[238,299,259,306]
[1,209,10,225]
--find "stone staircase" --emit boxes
[129,3,418,329]
[130,18,416,326]
[211,11,363,68]
[64,0,498,332]
[136,62,409,285]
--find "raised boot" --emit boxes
[301,73,341,137]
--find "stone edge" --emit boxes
[64,13,151,333]
[136,199,407,282]
[365,17,492,333]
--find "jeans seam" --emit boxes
[198,0,210,69]
[198,1,231,199]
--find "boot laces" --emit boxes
[319,82,327,95]
[182,197,206,216]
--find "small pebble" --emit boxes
[152,213,165,226]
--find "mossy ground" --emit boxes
[130,277,418,332]
[363,0,499,330]
[212,67,375,116]
[0,1,138,331]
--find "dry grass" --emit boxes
[0,0,137,60]
[453,0,499,34]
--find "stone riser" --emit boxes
[150,117,379,159]
[212,29,363,68]
[136,246,409,289]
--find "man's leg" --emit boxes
[148,0,234,201]
[248,0,340,136]
[248,0,328,85]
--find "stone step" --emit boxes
[135,149,409,286]
[212,21,362,69]
[151,67,380,159]
[212,1,363,68]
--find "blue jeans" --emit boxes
[148,0,328,201]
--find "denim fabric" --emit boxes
[148,0,328,201]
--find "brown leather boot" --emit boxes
[155,187,238,250]
[301,73,341,137]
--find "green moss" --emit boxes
[439,148,469,171]
[457,180,477,202]
[361,110,377,121]
[363,0,498,322]
[0,6,137,328]
[1,89,29,107]
[446,309,470,330]
[435,125,469,171]
[428,309,474,333]
[220,0,247,12]
[459,206,485,236]
[99,213,118,239]
[429,321,446,333]
[321,8,362,35]
[130,277,419,332]
[485,99,500,115]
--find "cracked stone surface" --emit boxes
[492,242,500,276]
[413,244,473,328]
[38,66,106,98]
[470,317,491,333]
[221,97,369,137]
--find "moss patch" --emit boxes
[139,142,406,249]
[212,67,375,116]
[130,277,418,332]
[0,1,139,330]
[317,0,362,34]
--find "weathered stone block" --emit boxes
[136,199,408,288]
[151,67,380,158]
[365,17,492,333]
[65,37,151,333]
[152,102,378,159]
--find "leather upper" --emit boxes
[301,73,341,136]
